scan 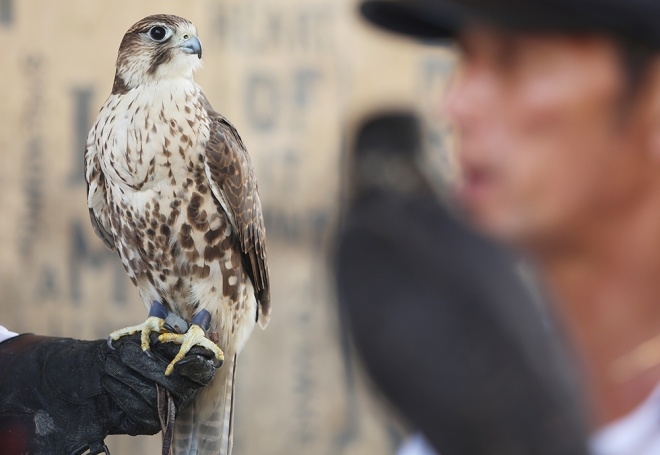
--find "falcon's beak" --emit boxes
[180,36,202,59]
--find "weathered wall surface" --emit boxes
[0,1,455,453]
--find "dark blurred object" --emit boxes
[361,0,660,48]
[0,332,216,455]
[349,112,434,198]
[334,111,590,455]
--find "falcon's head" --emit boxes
[112,14,202,94]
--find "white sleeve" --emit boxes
[0,325,18,343]
[397,434,439,455]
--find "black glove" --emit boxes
[0,331,218,455]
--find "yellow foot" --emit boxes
[158,324,224,376]
[108,315,165,353]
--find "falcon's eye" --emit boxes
[149,26,168,42]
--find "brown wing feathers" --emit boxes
[203,110,271,322]
[85,146,116,251]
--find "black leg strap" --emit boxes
[86,440,110,455]
[157,384,176,455]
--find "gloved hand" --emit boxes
[0,331,218,455]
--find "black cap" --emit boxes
[360,0,660,48]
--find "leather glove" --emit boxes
[0,331,218,455]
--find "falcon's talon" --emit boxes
[108,315,166,353]
[106,336,116,350]
[158,323,224,376]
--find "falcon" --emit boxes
[85,14,271,454]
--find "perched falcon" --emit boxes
[85,14,271,454]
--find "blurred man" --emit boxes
[335,112,589,454]
[358,0,660,454]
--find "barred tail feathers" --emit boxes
[173,353,237,455]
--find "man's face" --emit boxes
[447,26,655,250]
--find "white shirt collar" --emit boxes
[590,383,660,455]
